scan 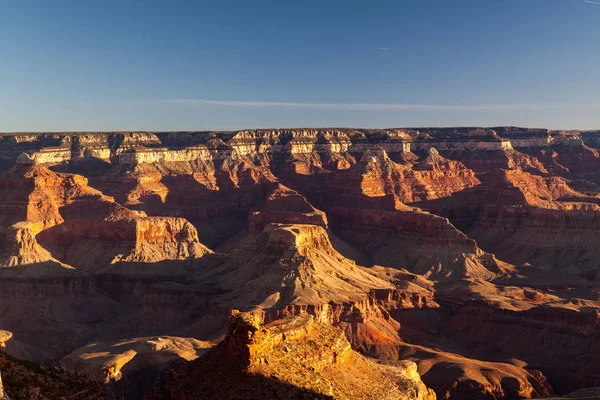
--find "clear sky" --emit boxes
[1,0,599,131]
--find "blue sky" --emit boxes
[1,0,599,131]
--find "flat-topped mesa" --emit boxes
[0,162,212,274]
[248,185,328,234]
[201,223,436,350]
[36,216,212,273]
[500,168,592,207]
[326,201,510,281]
[203,223,394,308]
[271,147,506,281]
[225,312,352,368]
[0,164,117,272]
[438,167,600,274]
[119,217,212,261]
[258,223,336,257]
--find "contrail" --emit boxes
[585,0,600,4]
[157,99,600,111]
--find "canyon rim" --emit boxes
[0,127,598,399]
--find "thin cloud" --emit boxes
[158,99,600,112]
[585,0,600,4]
[379,47,391,50]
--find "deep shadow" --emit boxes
[146,342,335,400]
[0,349,105,400]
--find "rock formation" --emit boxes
[60,336,212,383]
[0,128,599,399]
[60,336,212,399]
[147,311,436,400]
[0,333,11,350]
[199,223,394,310]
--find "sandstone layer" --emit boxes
[147,312,436,400]
[0,128,599,400]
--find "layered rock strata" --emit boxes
[0,128,599,400]
[147,312,436,400]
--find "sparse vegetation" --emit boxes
[0,351,107,400]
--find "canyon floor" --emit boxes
[0,127,599,400]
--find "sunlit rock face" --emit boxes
[146,311,437,400]
[0,128,599,399]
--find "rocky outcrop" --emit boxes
[38,216,212,274]
[248,184,328,234]
[277,147,511,281]
[60,336,212,399]
[147,312,436,400]
[0,331,11,348]
[0,163,212,275]
[0,222,68,270]
[442,168,600,276]
[199,223,394,310]
[415,163,600,277]
[1,128,600,400]
[60,336,212,383]
[196,223,442,357]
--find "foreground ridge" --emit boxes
[147,311,436,400]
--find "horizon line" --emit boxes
[2,124,600,134]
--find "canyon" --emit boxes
[0,127,599,399]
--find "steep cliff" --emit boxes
[0,128,599,400]
[199,223,394,309]
[147,312,436,400]
[277,146,511,280]
[0,162,212,275]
